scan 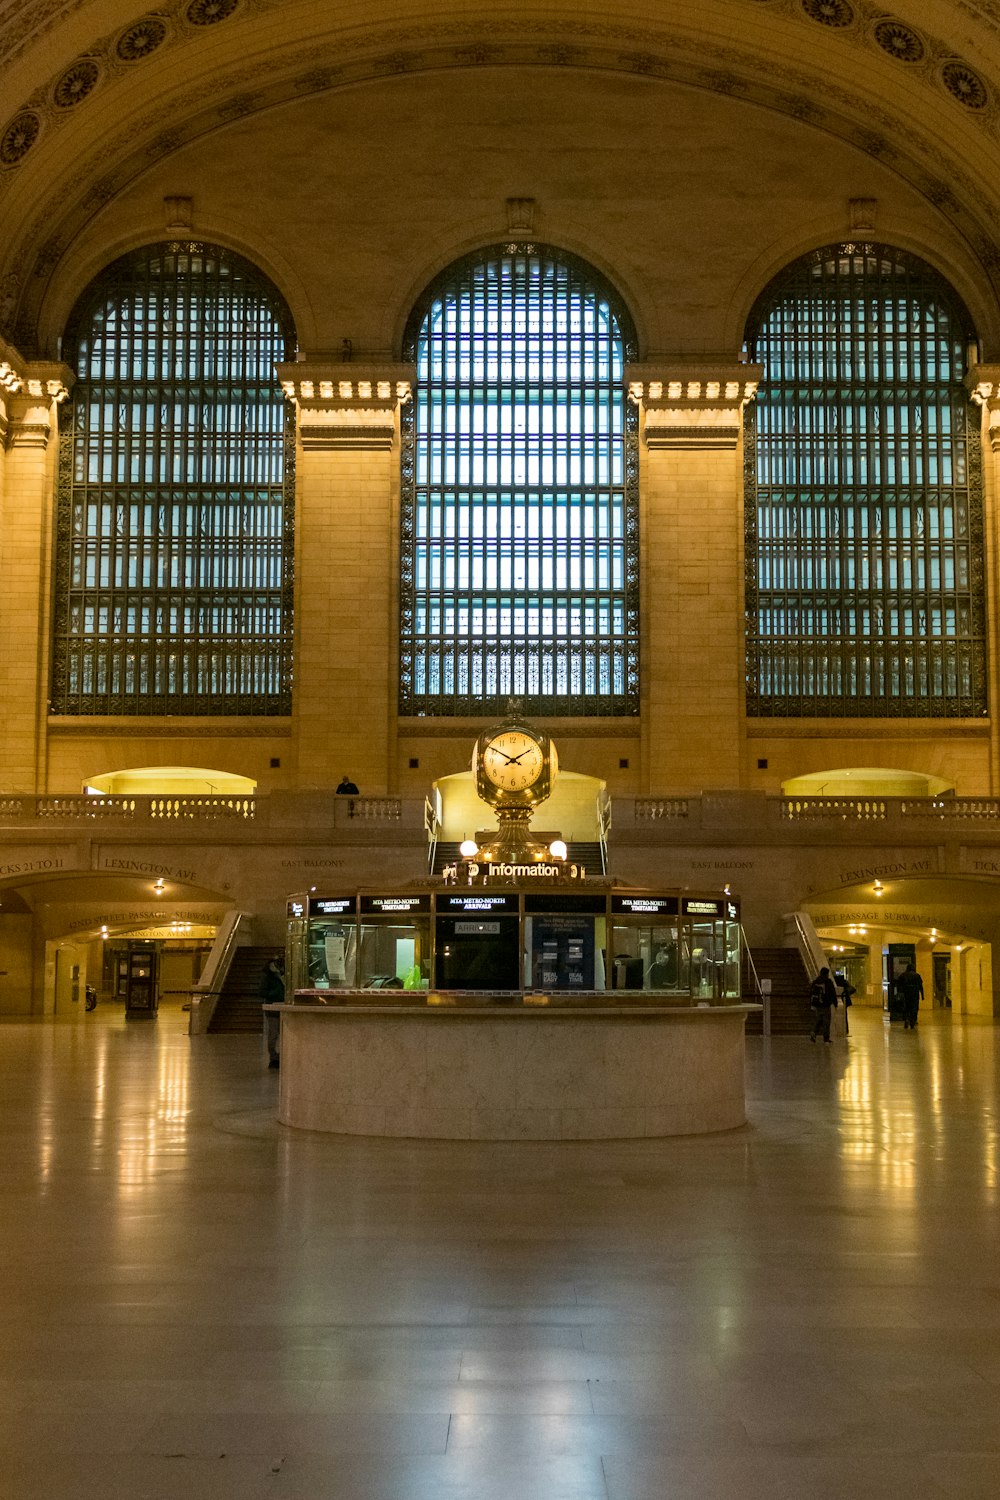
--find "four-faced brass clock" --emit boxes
[473,718,558,808]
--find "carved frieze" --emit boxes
[277,362,414,451]
[627,363,762,450]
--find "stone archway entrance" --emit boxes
[802,875,1000,1019]
[0,870,231,1018]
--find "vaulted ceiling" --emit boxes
[3,0,1000,356]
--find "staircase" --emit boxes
[207,945,275,1033]
[432,840,605,875]
[744,947,812,1035]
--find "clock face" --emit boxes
[481,731,545,793]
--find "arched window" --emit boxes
[51,241,295,716]
[399,244,638,717]
[745,243,985,717]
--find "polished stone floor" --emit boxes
[1,1006,998,1499]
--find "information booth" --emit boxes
[285,887,742,1002]
[276,883,757,1141]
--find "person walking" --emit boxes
[895,963,924,1030]
[809,965,839,1043]
[834,971,856,1035]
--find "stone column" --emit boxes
[0,343,72,792]
[627,363,762,794]
[965,367,1000,792]
[277,362,414,793]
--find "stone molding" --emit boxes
[2,350,72,448]
[626,362,763,450]
[277,362,414,450]
[966,365,1000,450]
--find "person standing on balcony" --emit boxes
[336,776,359,795]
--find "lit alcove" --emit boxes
[84,767,256,797]
[781,767,954,798]
[433,770,605,844]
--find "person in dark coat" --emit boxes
[834,971,856,1035]
[809,965,839,1043]
[336,776,359,795]
[895,963,924,1030]
[259,956,285,1068]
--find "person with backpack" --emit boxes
[809,965,839,1043]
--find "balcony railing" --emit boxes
[0,793,412,827]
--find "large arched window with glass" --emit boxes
[744,243,985,717]
[399,244,638,717]
[51,241,295,716]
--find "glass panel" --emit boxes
[724,921,742,999]
[745,243,985,717]
[610,922,687,992]
[356,920,431,989]
[400,245,639,716]
[689,920,719,999]
[307,919,357,988]
[51,242,295,716]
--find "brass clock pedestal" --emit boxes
[475,803,551,867]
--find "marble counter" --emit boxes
[271,1002,760,1139]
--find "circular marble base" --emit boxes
[274,1004,758,1139]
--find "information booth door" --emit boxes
[435,894,520,990]
[125,942,159,1019]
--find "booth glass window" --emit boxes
[52,241,296,716]
[400,244,639,717]
[306,917,357,988]
[356,918,431,989]
[611,921,688,994]
[745,243,985,717]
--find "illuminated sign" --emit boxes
[684,898,724,916]
[309,897,355,916]
[286,899,306,918]
[524,894,607,913]
[439,894,519,914]
[611,896,679,915]
[360,895,431,915]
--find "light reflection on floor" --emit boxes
[1,1006,998,1499]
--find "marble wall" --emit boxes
[277,1005,753,1140]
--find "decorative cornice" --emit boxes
[966,364,1000,449]
[628,362,762,449]
[276,362,413,407]
[3,354,72,445]
[278,362,413,450]
[627,364,762,406]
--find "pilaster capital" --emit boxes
[626,361,763,450]
[966,366,1000,451]
[276,361,415,451]
[2,349,73,449]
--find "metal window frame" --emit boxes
[744,241,986,719]
[398,242,639,718]
[50,240,296,717]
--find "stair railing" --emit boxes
[741,929,770,1037]
[783,910,829,982]
[596,787,611,875]
[424,793,441,874]
[188,910,251,1035]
